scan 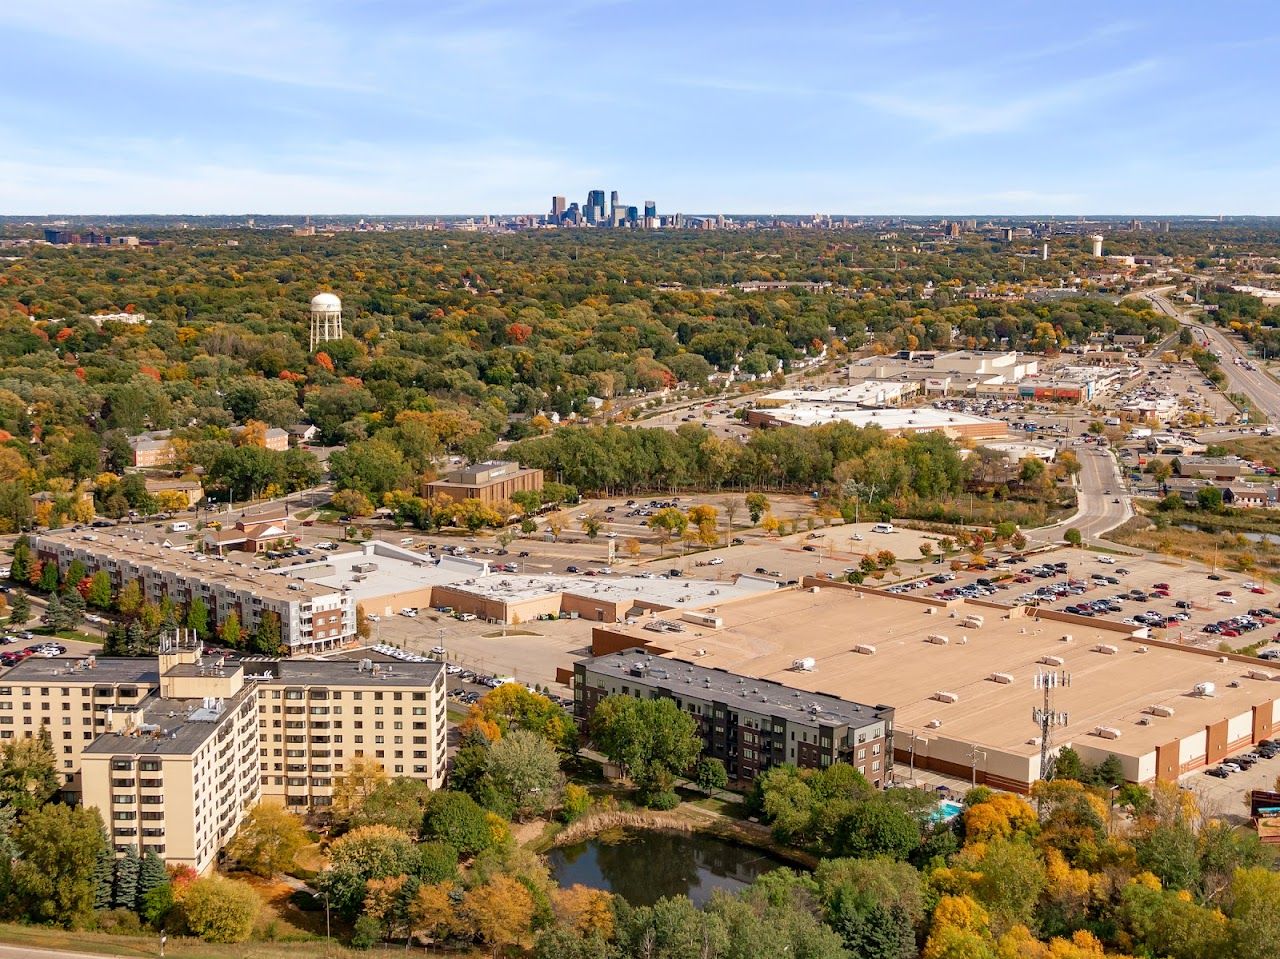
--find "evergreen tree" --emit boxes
[92,838,115,911]
[9,537,31,583]
[41,593,62,629]
[112,845,140,911]
[126,620,146,655]
[832,902,916,959]
[103,623,128,657]
[137,851,168,909]
[62,590,86,629]
[7,589,30,627]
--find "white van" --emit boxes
[169,521,191,532]
[871,523,895,534]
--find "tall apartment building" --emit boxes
[33,531,353,651]
[0,636,445,873]
[574,649,894,787]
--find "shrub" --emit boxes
[177,876,261,943]
[351,913,383,949]
[647,790,680,811]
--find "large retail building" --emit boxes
[583,581,1280,793]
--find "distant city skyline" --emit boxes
[2,2,1278,215]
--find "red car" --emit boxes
[1222,629,1242,638]
[1217,590,1233,597]
[1153,583,1170,591]
[1250,587,1267,595]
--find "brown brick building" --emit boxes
[425,460,543,505]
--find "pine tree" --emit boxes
[92,832,115,910]
[112,845,140,911]
[62,590,86,629]
[137,851,168,910]
[126,620,146,656]
[41,592,62,629]
[9,537,30,583]
[7,590,30,627]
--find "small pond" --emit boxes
[545,829,788,906]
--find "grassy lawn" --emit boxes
[32,627,104,645]
[0,922,363,958]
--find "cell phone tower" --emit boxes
[1032,668,1071,781]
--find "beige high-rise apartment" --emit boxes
[0,634,445,873]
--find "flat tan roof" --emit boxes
[615,586,1277,759]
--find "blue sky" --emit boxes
[2,1,1278,215]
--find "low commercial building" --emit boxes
[203,516,294,554]
[575,648,894,786]
[144,477,204,508]
[288,541,777,625]
[425,460,543,506]
[746,404,1007,442]
[33,530,353,651]
[585,583,1280,793]
[0,635,445,872]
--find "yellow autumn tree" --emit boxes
[552,884,615,939]
[965,793,1038,843]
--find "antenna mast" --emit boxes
[1032,668,1071,781]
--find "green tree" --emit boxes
[590,695,702,803]
[7,588,30,627]
[112,845,140,911]
[137,851,169,913]
[1063,527,1083,547]
[225,803,308,877]
[350,777,435,835]
[251,609,283,655]
[1227,866,1280,959]
[0,728,59,813]
[9,536,32,583]
[1197,486,1225,511]
[10,804,107,928]
[421,791,502,859]
[86,570,112,609]
[185,596,209,640]
[318,824,419,917]
[833,798,921,861]
[39,560,60,592]
[696,757,729,798]
[178,875,261,943]
[745,491,770,523]
[483,727,564,820]
[62,559,87,594]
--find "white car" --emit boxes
[708,558,724,565]
[366,614,380,622]
[400,608,418,617]
[1098,556,1116,565]
[1220,597,1237,604]
[431,646,447,655]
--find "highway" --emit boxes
[1145,290,1280,423]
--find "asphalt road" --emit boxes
[1146,290,1280,423]
[1026,440,1131,546]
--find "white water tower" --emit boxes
[1090,235,1104,258]
[309,292,343,352]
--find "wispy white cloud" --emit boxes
[0,135,602,214]
[856,59,1162,137]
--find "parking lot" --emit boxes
[900,544,1280,654]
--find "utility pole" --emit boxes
[1032,668,1072,781]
